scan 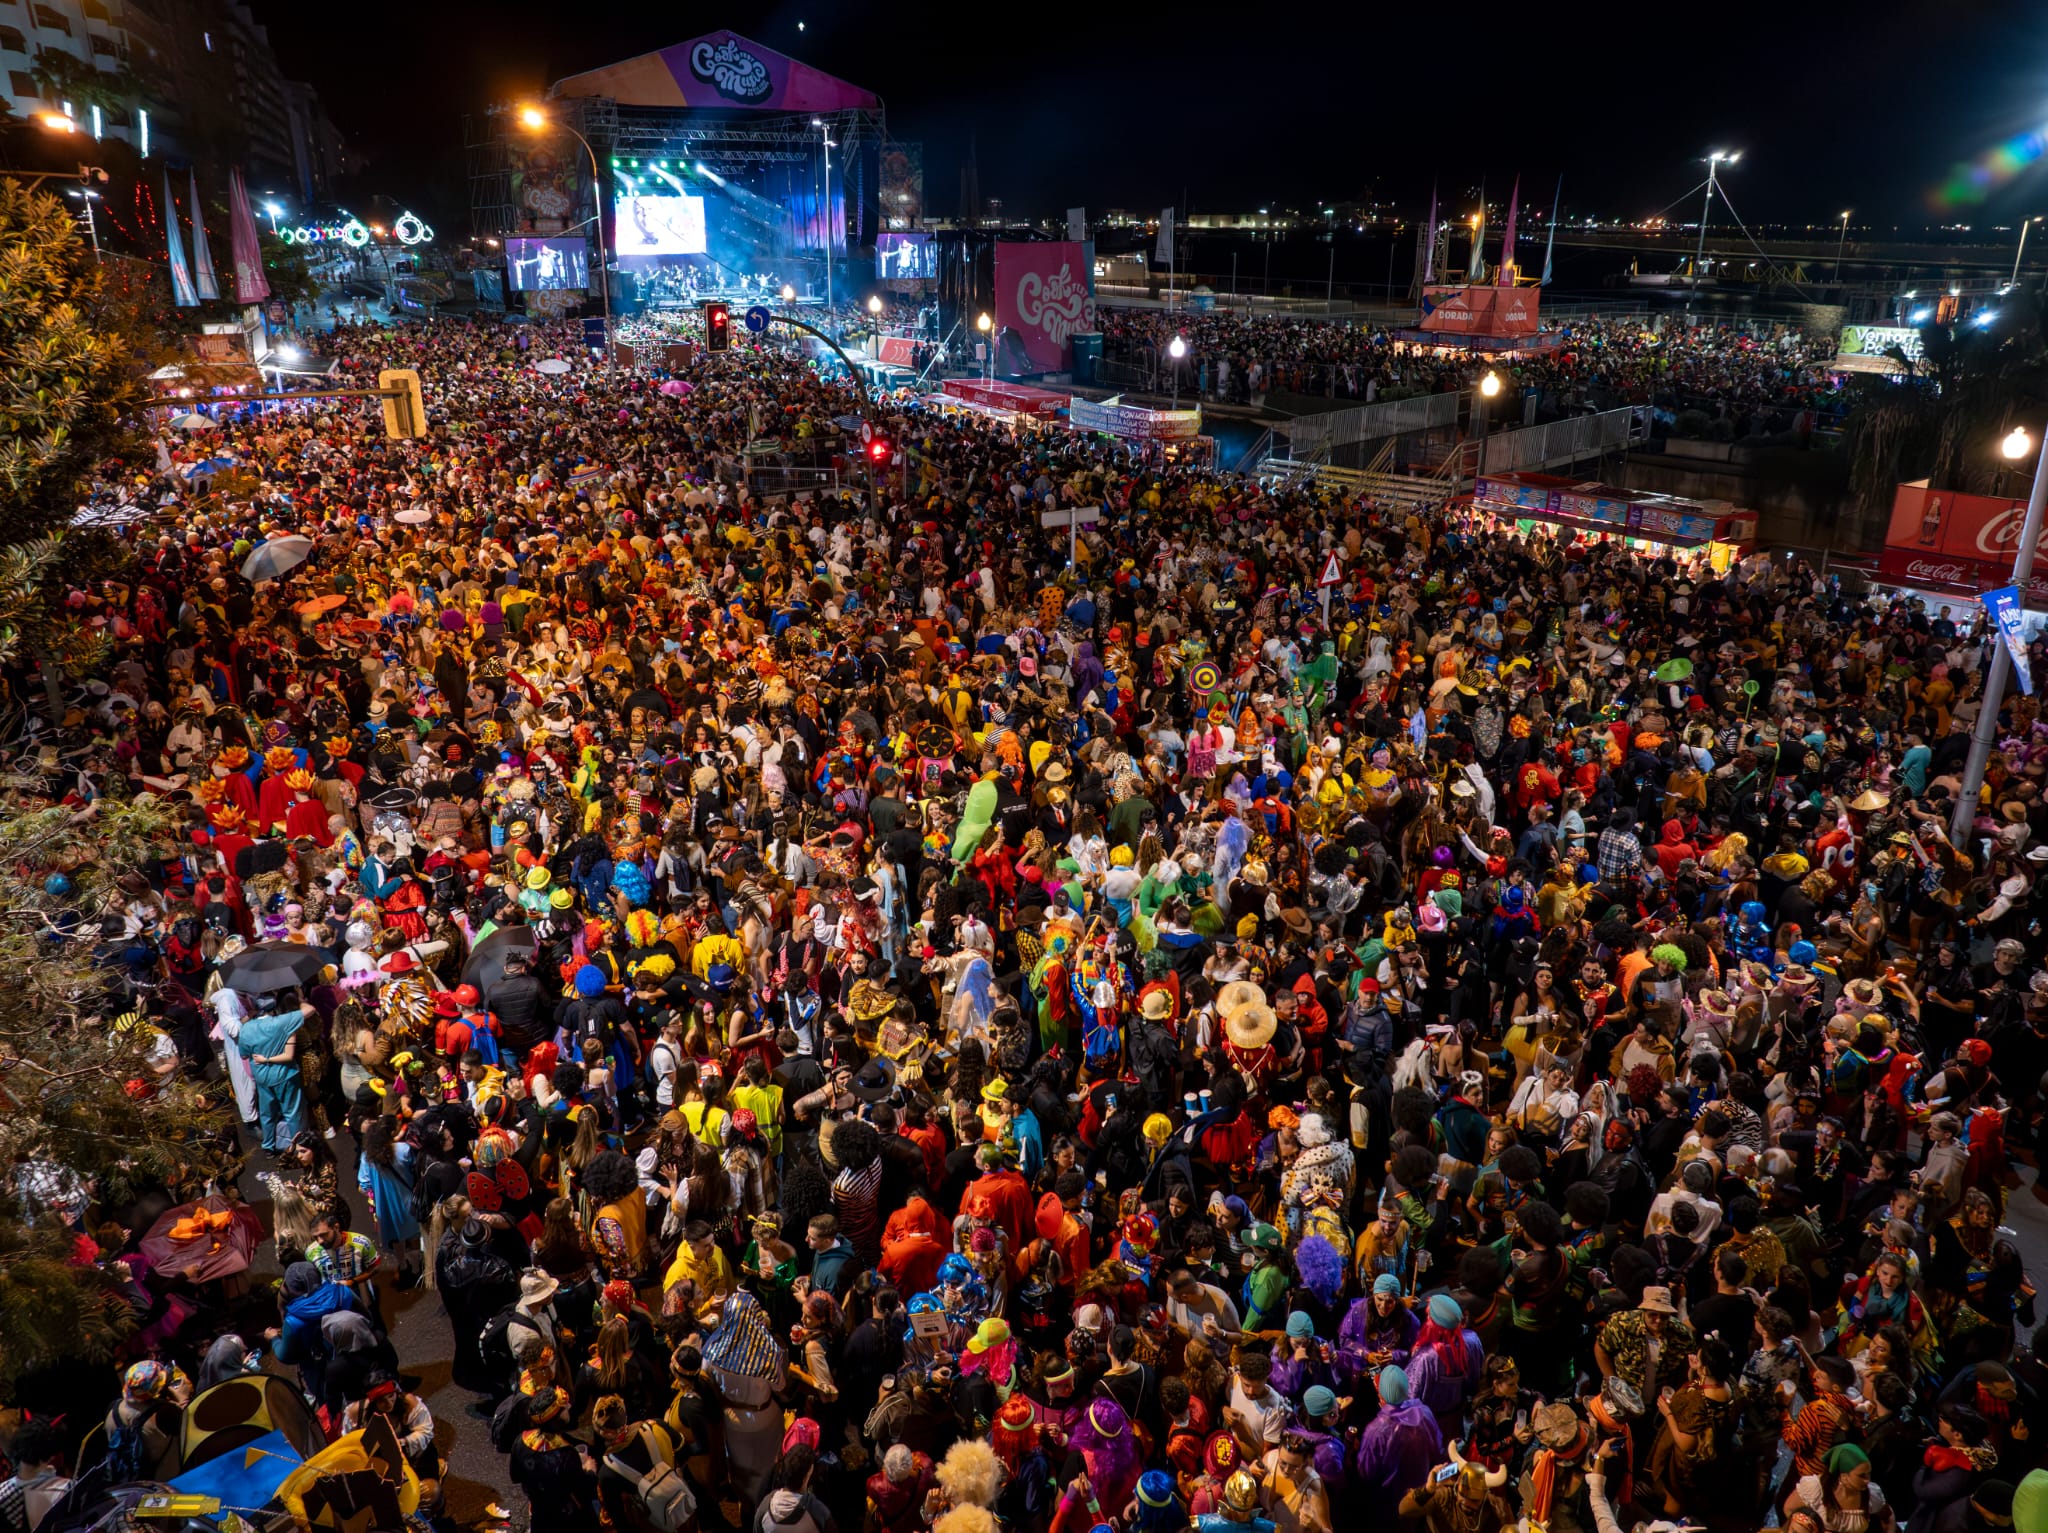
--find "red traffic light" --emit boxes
[867,437,890,461]
[703,300,731,351]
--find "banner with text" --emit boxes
[1986,584,2036,694]
[994,241,1096,374]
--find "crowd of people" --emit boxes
[1095,306,1846,429]
[8,296,2048,1533]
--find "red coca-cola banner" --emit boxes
[995,241,1096,373]
[1882,482,2048,601]
[877,336,917,368]
[1886,481,2031,566]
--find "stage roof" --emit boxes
[550,30,881,114]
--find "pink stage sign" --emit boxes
[995,242,1096,374]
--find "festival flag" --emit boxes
[1155,206,1174,266]
[228,167,271,303]
[1496,175,1520,285]
[163,169,197,307]
[1468,179,1486,282]
[1419,180,1438,287]
[1541,176,1561,286]
[1067,207,1086,241]
[188,167,219,301]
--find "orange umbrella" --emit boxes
[296,594,346,617]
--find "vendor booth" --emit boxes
[1875,480,2048,606]
[1465,472,1757,571]
[930,378,1070,426]
[1066,394,1214,468]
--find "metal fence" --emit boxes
[1277,391,1461,460]
[1476,408,1646,475]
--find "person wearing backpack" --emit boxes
[99,1361,190,1488]
[593,1393,694,1533]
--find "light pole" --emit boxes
[2013,216,2042,288]
[1833,210,1850,282]
[977,311,992,381]
[66,187,99,261]
[867,292,883,348]
[1953,422,2048,846]
[812,117,835,317]
[1692,150,1739,310]
[519,105,612,375]
[1473,368,1501,479]
[1168,333,1187,408]
[264,200,282,236]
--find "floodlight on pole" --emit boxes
[1479,370,1501,398]
[867,295,882,314]
[2005,426,2034,461]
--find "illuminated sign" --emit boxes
[276,212,435,247]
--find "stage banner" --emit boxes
[1986,585,2036,694]
[877,336,917,368]
[995,241,1095,374]
[228,168,270,304]
[1155,208,1174,265]
[552,30,881,113]
[508,133,577,234]
[1419,284,1539,336]
[880,141,924,227]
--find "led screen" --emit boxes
[615,192,708,256]
[506,237,588,291]
[877,231,935,280]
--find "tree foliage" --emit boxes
[0,788,233,1401]
[0,178,145,542]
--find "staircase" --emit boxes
[1256,438,1466,512]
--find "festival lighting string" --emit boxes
[1935,123,2048,208]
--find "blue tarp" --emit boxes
[168,1429,303,1524]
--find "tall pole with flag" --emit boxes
[188,166,218,301]
[1496,175,1520,285]
[1468,179,1486,282]
[1415,179,1438,298]
[228,168,271,304]
[1540,175,1561,286]
[163,169,197,307]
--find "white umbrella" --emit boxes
[169,412,216,431]
[393,507,432,525]
[534,358,572,376]
[240,535,313,584]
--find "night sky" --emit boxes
[252,0,2048,230]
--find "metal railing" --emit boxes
[1475,407,1647,476]
[1276,391,1461,461]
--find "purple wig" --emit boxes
[1072,1397,1141,1513]
[1296,1235,1346,1308]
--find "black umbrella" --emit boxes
[464,925,536,993]
[623,687,672,719]
[218,941,330,995]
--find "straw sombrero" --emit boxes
[1225,1002,1278,1049]
[1215,980,1267,1019]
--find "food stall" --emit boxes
[928,378,1071,429]
[1465,472,1758,572]
[1066,395,1215,469]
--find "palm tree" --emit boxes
[27,49,142,115]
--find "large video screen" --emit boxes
[506,237,588,292]
[615,192,707,256]
[877,231,935,281]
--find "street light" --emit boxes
[1834,210,1850,282]
[1471,369,1503,482]
[1955,422,2048,845]
[977,311,993,381]
[781,284,796,303]
[1168,333,1187,408]
[1693,151,1740,310]
[867,295,883,315]
[518,104,612,374]
[36,113,75,134]
[264,200,282,235]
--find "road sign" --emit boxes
[1040,506,1101,529]
[1317,551,1344,588]
[580,316,607,349]
[745,305,771,334]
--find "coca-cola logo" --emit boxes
[1974,505,2034,555]
[1904,559,1971,583]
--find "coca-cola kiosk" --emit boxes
[1467,473,1758,572]
[1880,480,2044,604]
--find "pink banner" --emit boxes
[994,242,1095,374]
[228,168,270,304]
[551,30,880,113]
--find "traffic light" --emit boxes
[378,368,424,440]
[866,435,891,464]
[703,300,731,352]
